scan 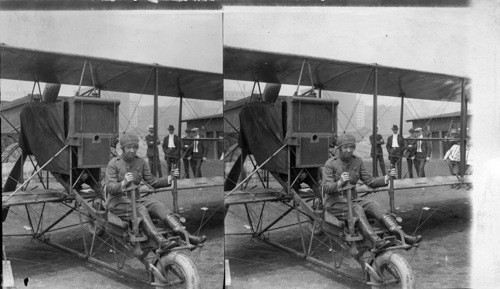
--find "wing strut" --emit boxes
[152,66,159,176]
[76,60,98,96]
[294,59,315,97]
[372,68,379,176]
[172,75,184,214]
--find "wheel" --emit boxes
[154,252,200,289]
[370,251,415,289]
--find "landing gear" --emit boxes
[153,251,200,289]
[370,251,415,289]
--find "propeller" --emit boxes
[41,83,61,103]
[224,149,247,192]
[261,83,281,103]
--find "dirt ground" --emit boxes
[225,159,472,288]
[2,160,225,289]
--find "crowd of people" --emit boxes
[367,125,471,180]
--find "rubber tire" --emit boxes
[154,252,200,289]
[371,251,415,289]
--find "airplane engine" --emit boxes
[15,97,120,191]
[283,97,338,168]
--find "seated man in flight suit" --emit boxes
[322,134,421,249]
[105,133,207,250]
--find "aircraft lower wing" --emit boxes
[2,189,98,207]
[2,177,223,207]
[225,176,471,206]
[0,44,222,101]
[224,46,470,102]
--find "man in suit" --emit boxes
[145,125,162,177]
[187,128,207,178]
[386,124,405,179]
[162,125,180,177]
[403,128,417,178]
[181,129,192,179]
[369,127,386,177]
[413,127,431,177]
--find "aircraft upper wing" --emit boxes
[0,44,222,101]
[224,46,470,102]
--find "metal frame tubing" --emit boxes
[372,68,378,176]
[262,238,363,284]
[459,79,467,177]
[152,67,159,176]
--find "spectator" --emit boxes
[413,127,431,177]
[403,128,417,178]
[182,129,192,179]
[386,125,405,179]
[145,125,162,177]
[369,127,386,177]
[162,125,180,177]
[187,128,207,178]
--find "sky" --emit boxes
[0,9,223,106]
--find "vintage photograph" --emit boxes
[222,5,497,289]
[1,8,224,289]
[1,1,499,289]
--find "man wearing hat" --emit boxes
[386,125,405,179]
[186,128,207,178]
[369,127,386,177]
[181,128,193,179]
[162,125,180,177]
[403,128,417,178]
[105,133,207,250]
[322,134,421,249]
[145,125,162,177]
[414,127,431,177]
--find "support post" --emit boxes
[459,79,467,177]
[153,67,159,176]
[372,69,378,176]
[172,82,183,214]
[77,60,88,96]
[399,93,404,177]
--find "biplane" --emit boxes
[1,44,223,288]
[223,46,471,288]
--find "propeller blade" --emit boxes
[224,152,246,191]
[41,83,61,103]
[262,83,281,103]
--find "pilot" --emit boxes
[322,134,421,249]
[105,133,207,250]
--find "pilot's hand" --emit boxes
[426,157,430,162]
[339,172,350,186]
[171,168,180,177]
[122,172,134,187]
[203,157,207,162]
[385,168,397,183]
[187,157,191,160]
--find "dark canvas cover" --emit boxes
[239,102,288,174]
[19,102,70,174]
